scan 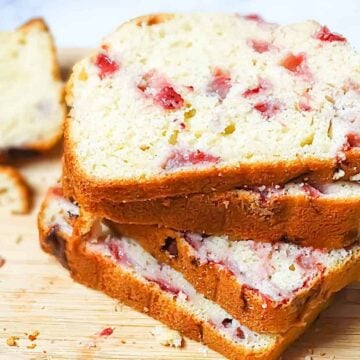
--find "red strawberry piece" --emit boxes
[243,79,270,98]
[108,242,120,261]
[280,53,304,72]
[163,149,219,171]
[301,183,322,198]
[99,328,113,336]
[146,276,182,297]
[315,26,346,42]
[295,254,317,270]
[108,241,133,267]
[299,102,312,111]
[207,68,232,100]
[154,86,184,110]
[137,71,184,110]
[244,14,264,22]
[236,327,245,339]
[243,85,262,98]
[254,101,280,119]
[248,39,271,53]
[95,53,119,79]
[345,132,360,149]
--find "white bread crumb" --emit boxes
[150,325,183,348]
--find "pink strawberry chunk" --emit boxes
[345,132,360,150]
[154,86,184,110]
[244,14,264,22]
[164,149,219,171]
[315,26,346,42]
[95,53,119,79]
[137,71,184,110]
[301,183,322,198]
[99,328,113,336]
[207,68,232,100]
[280,53,304,73]
[254,101,279,119]
[248,39,271,53]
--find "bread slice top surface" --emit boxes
[0,18,64,151]
[66,13,360,184]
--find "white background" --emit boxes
[0,0,359,48]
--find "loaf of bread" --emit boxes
[0,166,31,214]
[0,18,65,161]
[63,168,360,249]
[38,186,333,360]
[65,13,360,202]
[111,222,360,333]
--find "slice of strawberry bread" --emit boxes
[65,13,360,202]
[40,187,360,334]
[111,223,360,333]
[0,18,65,161]
[0,166,31,214]
[63,169,360,249]
[38,187,333,360]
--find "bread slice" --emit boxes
[0,18,65,161]
[38,187,333,359]
[0,166,31,213]
[110,222,360,333]
[65,13,360,202]
[63,168,360,249]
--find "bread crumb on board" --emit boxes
[6,336,19,347]
[27,330,40,341]
[150,325,183,348]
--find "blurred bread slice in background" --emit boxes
[0,18,65,162]
[0,166,31,214]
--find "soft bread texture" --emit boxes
[111,222,360,333]
[65,13,360,202]
[63,169,360,249]
[0,166,31,214]
[38,187,332,360]
[0,18,65,160]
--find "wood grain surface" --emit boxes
[0,49,359,360]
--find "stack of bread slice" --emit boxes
[38,13,360,359]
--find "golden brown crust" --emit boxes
[0,18,65,163]
[109,223,360,333]
[0,166,31,214]
[37,197,332,360]
[63,167,360,249]
[64,139,360,202]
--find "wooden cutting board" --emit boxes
[0,49,359,360]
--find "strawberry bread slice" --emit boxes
[112,223,360,333]
[65,13,360,202]
[0,166,31,214]
[38,187,333,360]
[0,18,65,161]
[40,187,360,334]
[63,169,360,249]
